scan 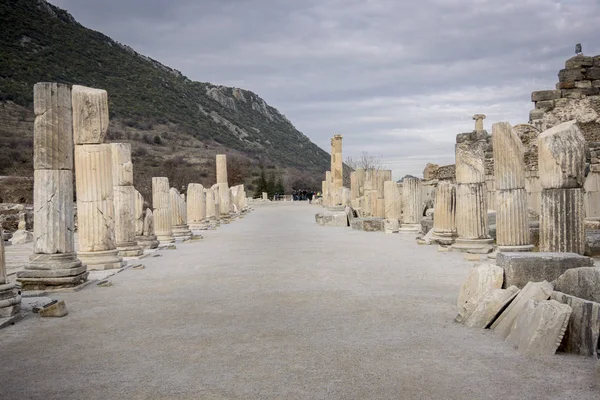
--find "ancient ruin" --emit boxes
[153,177,174,243]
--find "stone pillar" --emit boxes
[375,170,391,218]
[539,121,586,254]
[153,177,174,243]
[216,154,228,184]
[1,226,21,320]
[71,86,124,270]
[218,183,232,221]
[205,188,218,229]
[400,177,423,232]
[187,183,207,230]
[363,169,376,216]
[430,181,457,245]
[17,82,87,290]
[324,171,332,206]
[492,122,533,252]
[331,134,343,205]
[170,188,192,239]
[111,143,142,256]
[452,115,494,253]
[134,189,144,237]
[262,192,268,201]
[383,181,401,233]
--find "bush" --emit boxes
[153,135,162,145]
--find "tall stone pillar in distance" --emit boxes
[17,82,87,290]
[1,226,21,320]
[331,134,343,206]
[539,121,586,254]
[110,143,143,257]
[216,154,228,185]
[383,181,402,233]
[325,171,332,207]
[399,176,423,232]
[452,114,494,253]
[153,177,174,243]
[375,170,391,218]
[187,183,207,230]
[71,86,125,270]
[430,181,457,245]
[170,188,192,239]
[205,188,218,229]
[492,122,533,252]
[215,154,231,221]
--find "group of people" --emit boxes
[292,189,316,202]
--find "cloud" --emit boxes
[50,0,600,180]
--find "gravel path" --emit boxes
[0,202,597,399]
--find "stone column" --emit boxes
[430,181,457,245]
[492,122,533,252]
[383,181,401,233]
[1,226,21,320]
[216,154,228,185]
[71,86,124,270]
[539,121,586,254]
[215,154,231,221]
[138,209,159,249]
[187,183,207,230]
[400,177,423,232]
[205,188,218,229]
[17,83,87,290]
[332,134,343,205]
[363,169,376,216]
[452,115,494,253]
[170,188,192,239]
[134,189,145,238]
[153,177,174,243]
[262,192,268,201]
[375,170,391,218]
[110,143,142,256]
[324,171,332,206]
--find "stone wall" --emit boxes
[421,163,456,181]
[0,176,33,203]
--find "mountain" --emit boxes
[0,0,330,199]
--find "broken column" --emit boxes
[452,115,494,253]
[136,208,159,249]
[400,177,423,232]
[351,168,365,201]
[187,183,207,230]
[538,120,586,254]
[71,86,124,270]
[492,122,533,252]
[170,188,192,239]
[324,171,332,206]
[331,134,343,205]
[1,225,21,321]
[376,170,391,218]
[383,181,402,233]
[215,154,232,221]
[430,181,457,245]
[110,143,143,257]
[152,177,174,243]
[205,188,218,229]
[134,189,145,239]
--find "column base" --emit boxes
[399,224,422,233]
[17,253,89,291]
[384,219,399,233]
[156,234,175,244]
[116,242,144,257]
[430,231,458,245]
[0,282,21,318]
[135,235,159,249]
[219,214,232,224]
[77,249,126,270]
[497,244,534,252]
[172,225,192,240]
[451,238,495,254]
[188,222,209,231]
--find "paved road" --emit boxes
[0,202,597,399]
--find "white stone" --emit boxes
[538,120,586,189]
[71,85,109,145]
[457,263,504,309]
[463,286,520,328]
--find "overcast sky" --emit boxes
[51,0,600,180]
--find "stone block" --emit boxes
[558,68,584,82]
[574,80,592,88]
[592,80,600,88]
[553,267,600,303]
[586,67,600,80]
[456,263,503,308]
[497,252,593,289]
[39,300,68,317]
[565,55,594,69]
[350,217,385,232]
[491,280,553,338]
[315,211,348,227]
[557,81,576,90]
[562,89,583,99]
[529,109,545,121]
[464,286,520,328]
[535,100,555,111]
[551,291,600,357]
[71,85,109,145]
[582,87,600,96]
[538,121,586,189]
[531,90,562,102]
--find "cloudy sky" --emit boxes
[51,0,600,180]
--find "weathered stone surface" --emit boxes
[540,188,585,254]
[39,300,68,317]
[401,177,422,227]
[531,90,562,102]
[464,286,520,328]
[216,154,228,184]
[457,263,503,308]
[497,252,593,289]
[33,82,73,170]
[0,228,21,317]
[383,181,401,222]
[10,229,33,245]
[331,135,343,205]
[187,183,207,229]
[551,291,600,357]
[170,188,192,238]
[136,209,159,249]
[431,181,457,245]
[492,122,526,190]
[491,281,554,338]
[506,299,571,356]
[350,217,384,232]
[315,211,348,227]
[152,177,174,243]
[134,189,144,236]
[553,267,600,302]
[565,55,594,69]
[71,85,109,145]
[538,120,586,189]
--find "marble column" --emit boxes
[17,82,87,290]
[539,121,586,254]
[492,122,533,252]
[383,181,402,233]
[139,209,159,249]
[153,177,174,243]
[111,143,142,256]
[170,188,192,239]
[205,188,218,229]
[363,169,376,217]
[71,86,124,270]
[187,183,207,230]
[430,181,457,245]
[215,154,231,221]
[216,154,228,184]
[331,134,343,205]
[134,189,145,238]
[452,115,494,253]
[1,226,21,321]
[375,170,391,218]
[400,177,423,232]
[324,171,332,207]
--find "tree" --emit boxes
[153,135,162,145]
[345,151,385,171]
[252,168,268,198]
[266,172,276,198]
[275,176,285,195]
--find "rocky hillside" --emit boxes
[0,0,330,198]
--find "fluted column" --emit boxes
[152,177,174,243]
[187,183,207,230]
[18,83,87,290]
[110,143,142,256]
[134,189,144,237]
[1,226,20,319]
[216,154,228,184]
[384,180,401,233]
[400,177,423,232]
[539,121,586,254]
[375,170,391,218]
[138,209,159,249]
[431,181,457,245]
[170,188,192,239]
[363,169,376,216]
[493,122,532,252]
[205,188,218,229]
[332,134,343,205]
